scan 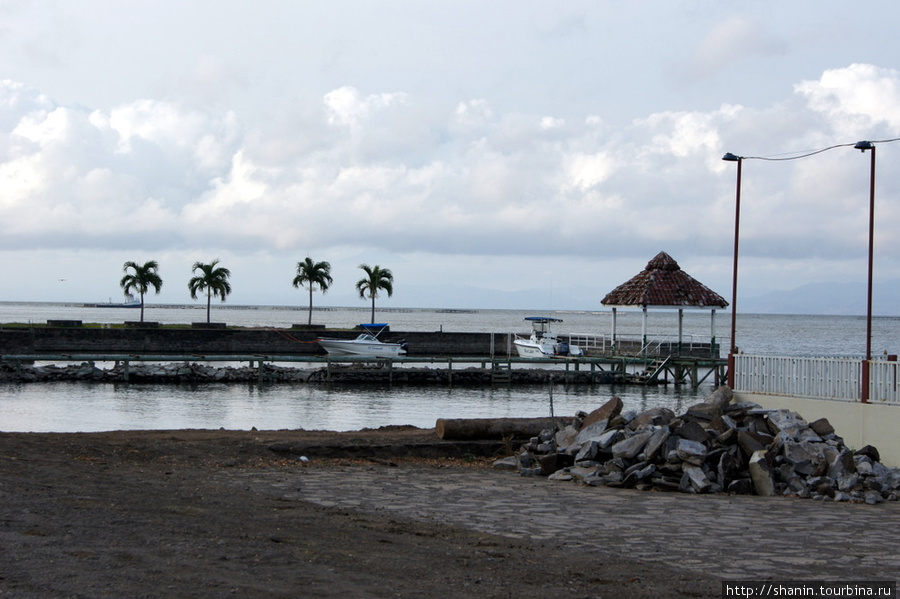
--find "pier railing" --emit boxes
[734,354,900,405]
[566,333,720,358]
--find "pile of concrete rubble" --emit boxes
[495,386,900,503]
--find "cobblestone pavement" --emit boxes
[226,464,900,582]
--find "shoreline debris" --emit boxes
[495,386,900,503]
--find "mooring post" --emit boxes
[258,360,264,386]
[124,360,130,383]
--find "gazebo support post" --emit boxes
[710,309,717,358]
[641,306,648,356]
[677,309,684,356]
[611,307,617,354]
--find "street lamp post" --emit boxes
[855,140,876,403]
[722,152,742,389]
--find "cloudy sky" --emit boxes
[2,1,900,312]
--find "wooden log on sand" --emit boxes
[435,417,573,441]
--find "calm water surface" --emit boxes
[2,302,898,432]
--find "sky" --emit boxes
[2,1,900,313]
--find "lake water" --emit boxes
[2,302,898,433]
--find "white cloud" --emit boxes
[324,86,409,127]
[795,64,900,135]
[3,56,900,307]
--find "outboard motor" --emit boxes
[399,340,409,353]
[557,342,570,356]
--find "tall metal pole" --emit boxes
[863,144,876,403]
[724,154,742,388]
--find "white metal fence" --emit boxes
[734,354,900,405]
[869,359,900,404]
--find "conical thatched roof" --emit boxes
[601,252,728,309]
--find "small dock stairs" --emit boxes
[490,361,512,386]
[633,356,672,385]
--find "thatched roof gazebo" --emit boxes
[601,252,728,356]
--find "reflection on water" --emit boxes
[0,381,705,433]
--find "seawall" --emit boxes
[0,326,504,357]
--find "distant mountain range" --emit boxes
[741,280,900,316]
[358,279,900,316]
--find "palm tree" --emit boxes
[119,260,163,323]
[355,263,394,324]
[292,257,333,326]
[188,259,232,323]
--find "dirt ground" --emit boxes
[0,426,719,598]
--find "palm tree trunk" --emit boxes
[206,290,212,323]
[140,293,145,323]
[308,288,313,326]
[370,296,375,324]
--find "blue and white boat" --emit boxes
[317,324,408,357]
[513,317,583,358]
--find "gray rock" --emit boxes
[574,441,599,463]
[627,407,675,430]
[748,450,775,496]
[580,396,623,429]
[683,466,712,493]
[492,456,519,470]
[611,429,654,460]
[809,417,835,437]
[807,476,836,498]
[827,448,856,479]
[622,462,656,487]
[675,420,709,444]
[641,427,670,462]
[836,473,860,493]
[782,440,826,477]
[686,385,733,420]
[539,452,573,475]
[736,430,768,456]
[535,442,555,454]
[766,410,807,438]
[707,414,737,435]
[717,449,743,487]
[675,439,707,466]
[555,425,579,450]
[596,428,621,450]
[855,456,874,476]
[567,466,601,483]
[855,445,881,462]
[865,490,885,505]
[574,420,610,446]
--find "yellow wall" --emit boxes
[736,393,900,468]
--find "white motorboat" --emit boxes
[513,317,583,358]
[317,324,408,357]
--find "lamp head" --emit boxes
[855,141,874,152]
[722,152,741,162]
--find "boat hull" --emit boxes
[513,338,583,358]
[317,338,407,357]
[513,340,552,358]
